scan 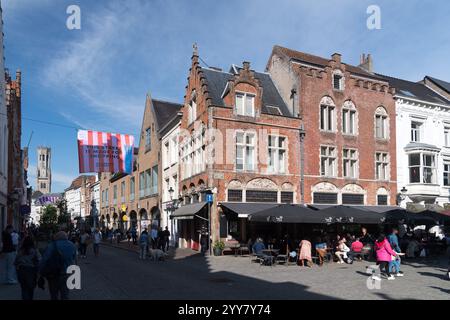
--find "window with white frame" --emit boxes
[145,128,151,152]
[139,172,145,198]
[320,146,336,177]
[171,137,177,165]
[180,130,205,179]
[444,161,450,186]
[236,92,255,116]
[188,94,197,125]
[130,177,135,201]
[320,104,335,132]
[444,126,450,147]
[268,135,286,173]
[375,152,389,181]
[120,181,125,203]
[236,132,255,171]
[408,153,437,184]
[343,148,358,179]
[411,121,422,142]
[113,185,117,205]
[332,70,344,91]
[342,101,357,135]
[164,141,170,168]
[375,107,388,139]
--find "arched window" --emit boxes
[342,100,357,135]
[320,96,336,132]
[375,106,389,139]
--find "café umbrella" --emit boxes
[248,204,324,224]
[318,205,386,224]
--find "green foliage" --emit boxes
[39,205,58,234]
[213,240,225,250]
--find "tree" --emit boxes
[56,198,70,226]
[40,205,58,234]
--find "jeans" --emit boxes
[139,244,147,259]
[47,275,69,300]
[79,243,87,256]
[17,266,37,300]
[3,251,17,283]
[389,256,401,273]
[93,243,99,256]
[379,261,391,277]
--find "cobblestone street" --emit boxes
[1,244,449,300]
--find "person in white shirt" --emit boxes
[11,231,19,251]
[93,229,102,257]
[335,238,350,264]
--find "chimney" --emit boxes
[331,53,341,64]
[358,53,373,73]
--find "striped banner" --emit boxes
[77,130,135,174]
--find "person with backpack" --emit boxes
[14,236,41,300]
[39,231,77,300]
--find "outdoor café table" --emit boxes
[262,249,280,256]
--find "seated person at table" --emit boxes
[315,237,328,266]
[406,237,420,258]
[252,238,266,255]
[335,238,350,264]
[348,237,364,260]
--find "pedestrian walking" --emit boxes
[14,236,41,300]
[93,228,102,257]
[388,228,404,277]
[163,226,170,252]
[157,227,164,250]
[39,231,77,300]
[150,227,158,249]
[374,234,399,281]
[11,229,20,251]
[139,229,149,260]
[1,225,18,284]
[79,230,89,258]
[131,227,137,245]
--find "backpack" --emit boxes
[40,242,65,278]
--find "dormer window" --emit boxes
[236,92,255,116]
[332,70,344,91]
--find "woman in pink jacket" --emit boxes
[375,234,398,280]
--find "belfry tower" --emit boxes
[37,146,51,194]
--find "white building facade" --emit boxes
[65,187,82,220]
[0,4,8,235]
[160,113,182,246]
[384,75,450,209]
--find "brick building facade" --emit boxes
[267,46,397,206]
[173,46,302,249]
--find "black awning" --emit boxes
[171,202,207,220]
[319,205,385,224]
[248,204,325,224]
[220,202,279,218]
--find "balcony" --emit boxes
[406,183,440,202]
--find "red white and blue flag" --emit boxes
[77,130,135,174]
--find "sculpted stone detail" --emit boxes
[281,182,294,190]
[227,180,243,189]
[246,178,278,190]
[377,187,388,195]
[312,182,338,193]
[320,96,335,107]
[342,183,365,194]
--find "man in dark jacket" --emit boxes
[39,231,77,300]
[1,225,18,284]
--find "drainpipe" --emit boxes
[299,124,306,204]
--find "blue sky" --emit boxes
[2,0,450,192]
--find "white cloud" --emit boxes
[43,1,146,128]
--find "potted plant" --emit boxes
[213,241,225,256]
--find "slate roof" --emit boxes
[271,45,385,81]
[425,76,450,93]
[152,99,183,130]
[201,66,292,117]
[377,74,450,105]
